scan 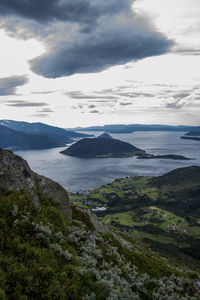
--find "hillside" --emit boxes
[0,125,64,150]
[69,166,200,272]
[0,120,92,141]
[0,149,199,299]
[60,137,145,158]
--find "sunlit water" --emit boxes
[15,131,200,192]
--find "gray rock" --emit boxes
[0,149,71,219]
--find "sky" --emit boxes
[0,0,200,128]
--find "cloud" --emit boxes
[165,100,183,109]
[65,91,117,100]
[0,0,131,25]
[31,15,172,78]
[0,75,28,95]
[37,108,53,112]
[120,102,132,106]
[173,92,190,99]
[32,91,55,95]
[6,100,48,107]
[30,113,49,118]
[88,104,96,109]
[0,1,172,78]
[89,109,99,113]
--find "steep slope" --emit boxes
[0,125,64,150]
[0,149,199,299]
[60,137,145,158]
[0,149,71,218]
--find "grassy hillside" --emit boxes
[69,167,200,273]
[0,187,199,299]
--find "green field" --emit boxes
[71,168,200,271]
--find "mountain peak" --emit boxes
[97,132,113,139]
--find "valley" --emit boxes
[69,167,200,271]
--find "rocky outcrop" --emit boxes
[0,149,71,219]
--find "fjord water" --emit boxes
[15,131,200,192]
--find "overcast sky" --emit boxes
[0,0,200,128]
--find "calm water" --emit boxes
[15,131,200,192]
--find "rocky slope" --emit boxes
[0,149,71,218]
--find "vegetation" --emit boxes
[1,186,199,299]
[70,167,200,273]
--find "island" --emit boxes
[60,137,145,158]
[181,136,200,142]
[185,131,200,136]
[137,154,192,160]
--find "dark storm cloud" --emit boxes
[0,0,172,78]
[31,23,172,78]
[0,76,28,95]
[6,100,48,107]
[0,0,131,24]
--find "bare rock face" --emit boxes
[0,149,71,219]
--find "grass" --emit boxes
[102,211,134,227]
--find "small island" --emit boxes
[185,131,200,136]
[181,136,200,142]
[60,137,145,158]
[138,154,192,160]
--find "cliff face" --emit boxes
[0,149,71,219]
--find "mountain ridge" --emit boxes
[66,124,200,133]
[0,148,199,299]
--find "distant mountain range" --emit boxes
[0,125,62,150]
[67,124,200,133]
[0,120,92,150]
